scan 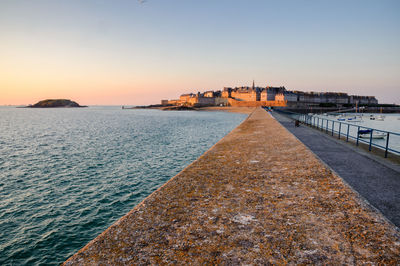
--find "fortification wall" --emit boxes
[227,98,286,107]
[231,91,258,101]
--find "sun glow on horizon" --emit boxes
[1,0,399,105]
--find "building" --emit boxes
[161,81,378,108]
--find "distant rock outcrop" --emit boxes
[28,99,87,108]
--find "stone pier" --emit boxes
[65,107,399,265]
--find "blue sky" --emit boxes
[0,0,399,104]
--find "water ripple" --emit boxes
[0,106,245,265]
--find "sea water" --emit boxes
[0,106,246,265]
[313,113,400,153]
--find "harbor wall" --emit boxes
[280,106,400,114]
[65,107,399,265]
[227,98,286,107]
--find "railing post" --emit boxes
[332,121,335,136]
[385,133,390,158]
[369,129,373,151]
[326,120,329,134]
[338,123,342,139]
[346,124,350,142]
[356,126,360,146]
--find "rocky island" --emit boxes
[28,99,87,108]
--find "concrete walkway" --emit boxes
[272,112,400,228]
[65,108,399,265]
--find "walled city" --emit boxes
[162,82,378,108]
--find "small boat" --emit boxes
[369,115,375,120]
[347,116,363,122]
[358,129,386,139]
[337,115,346,121]
[376,107,385,121]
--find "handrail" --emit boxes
[303,114,400,136]
[272,108,400,158]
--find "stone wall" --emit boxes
[64,108,400,265]
[227,98,286,107]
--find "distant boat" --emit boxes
[375,107,385,121]
[347,116,363,122]
[336,114,346,121]
[369,115,376,120]
[358,129,386,139]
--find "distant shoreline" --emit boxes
[123,105,255,114]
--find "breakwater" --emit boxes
[65,107,399,264]
[281,106,400,114]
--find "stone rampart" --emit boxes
[65,107,399,265]
[228,98,286,107]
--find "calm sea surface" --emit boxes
[313,113,400,152]
[0,106,246,265]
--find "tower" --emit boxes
[252,80,255,90]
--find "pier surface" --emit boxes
[65,108,399,265]
[272,112,400,228]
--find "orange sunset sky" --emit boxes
[1,0,399,105]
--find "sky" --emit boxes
[0,0,399,105]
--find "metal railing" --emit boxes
[274,109,400,158]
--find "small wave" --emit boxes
[0,107,246,265]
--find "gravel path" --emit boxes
[65,108,399,265]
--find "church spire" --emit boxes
[252,79,255,90]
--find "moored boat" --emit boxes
[358,129,386,139]
[347,116,363,122]
[337,115,346,121]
